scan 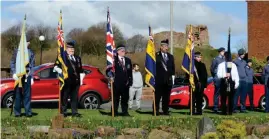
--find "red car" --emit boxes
[1,63,111,109]
[169,73,266,110]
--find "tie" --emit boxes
[164,54,168,64]
[121,58,126,71]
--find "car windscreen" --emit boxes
[32,65,47,72]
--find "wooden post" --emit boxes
[153,90,156,116]
[111,80,114,118]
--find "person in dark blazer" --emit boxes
[262,56,269,113]
[53,41,84,117]
[155,39,175,116]
[107,44,133,116]
[10,36,35,117]
[192,52,208,115]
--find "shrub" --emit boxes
[251,57,267,73]
[201,132,219,139]
[216,120,246,139]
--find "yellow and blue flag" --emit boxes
[14,15,29,88]
[55,10,68,90]
[181,25,195,91]
[145,26,156,90]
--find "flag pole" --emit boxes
[153,90,156,116]
[58,9,62,115]
[170,0,173,55]
[111,80,114,118]
[190,25,193,116]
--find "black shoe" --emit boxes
[72,113,82,118]
[122,113,131,117]
[15,115,21,117]
[153,112,160,116]
[163,112,170,116]
[26,115,32,118]
[136,108,141,112]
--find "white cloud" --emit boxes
[1,1,247,48]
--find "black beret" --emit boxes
[218,47,225,52]
[116,44,126,51]
[267,56,269,61]
[194,51,202,57]
[66,40,75,48]
[238,49,246,55]
[247,59,252,63]
[161,39,169,45]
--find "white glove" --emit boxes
[235,83,239,89]
[172,75,175,85]
[80,73,86,85]
[13,74,18,80]
[53,66,62,74]
[31,78,34,85]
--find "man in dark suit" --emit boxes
[192,52,208,115]
[10,36,35,117]
[155,39,175,116]
[53,41,84,117]
[107,44,133,116]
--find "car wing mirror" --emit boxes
[33,75,40,80]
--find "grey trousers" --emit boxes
[128,87,142,109]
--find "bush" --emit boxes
[216,120,246,139]
[251,57,267,73]
[201,132,219,139]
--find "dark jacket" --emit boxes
[10,48,35,76]
[113,56,133,88]
[245,66,254,83]
[210,55,224,77]
[262,64,269,86]
[194,60,208,89]
[55,53,83,85]
[233,57,247,81]
[155,51,175,86]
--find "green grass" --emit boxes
[1,108,269,138]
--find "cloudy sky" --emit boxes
[1,0,247,51]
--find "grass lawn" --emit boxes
[1,108,269,138]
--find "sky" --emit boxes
[1,1,247,52]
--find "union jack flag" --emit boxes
[106,7,116,73]
[55,10,68,90]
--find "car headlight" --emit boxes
[171,90,183,96]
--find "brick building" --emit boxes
[248,1,269,60]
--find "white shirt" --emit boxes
[217,62,239,89]
[162,52,168,59]
[69,55,76,62]
[118,56,125,65]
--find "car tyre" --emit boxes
[202,95,208,110]
[80,93,100,110]
[2,92,14,108]
[260,96,266,110]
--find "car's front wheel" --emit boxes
[202,96,208,110]
[80,93,101,109]
[260,96,266,110]
[2,92,14,108]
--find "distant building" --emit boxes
[248,1,269,60]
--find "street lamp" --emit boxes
[39,35,45,65]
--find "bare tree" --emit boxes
[235,39,248,52]
[126,34,147,53]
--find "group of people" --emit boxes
[10,36,269,118]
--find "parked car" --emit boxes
[1,63,111,109]
[169,73,266,110]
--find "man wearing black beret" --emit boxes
[107,44,133,116]
[210,47,225,113]
[155,39,175,116]
[54,40,84,117]
[192,51,208,115]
